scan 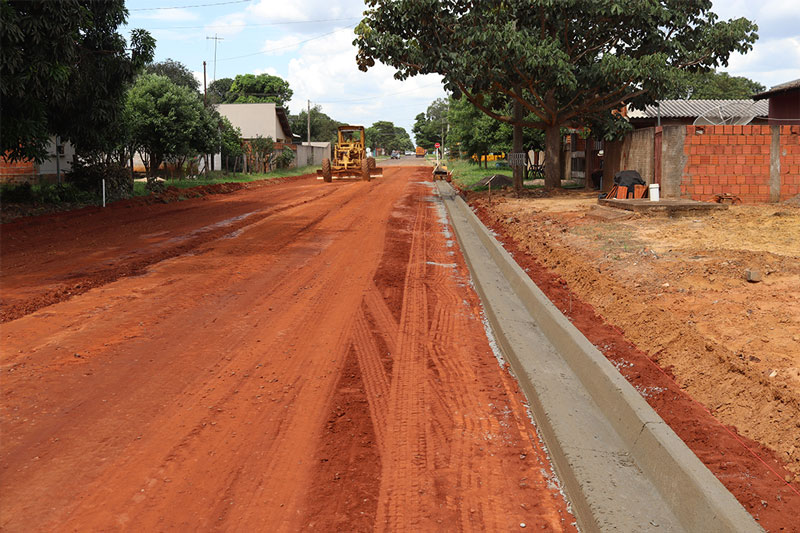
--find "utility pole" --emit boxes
[306,100,311,166]
[206,34,223,82]
[203,61,207,106]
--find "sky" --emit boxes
[122,0,800,144]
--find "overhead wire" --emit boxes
[316,82,445,104]
[130,0,251,11]
[136,17,360,30]
[217,27,354,61]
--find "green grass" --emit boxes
[132,165,317,196]
[447,158,513,189]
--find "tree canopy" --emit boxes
[145,58,200,93]
[1,0,155,162]
[289,106,344,147]
[356,0,758,189]
[126,74,218,176]
[447,96,544,165]
[366,121,414,153]
[669,70,766,100]
[413,98,449,150]
[221,73,293,109]
[207,78,234,105]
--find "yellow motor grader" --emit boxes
[318,125,382,182]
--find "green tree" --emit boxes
[247,135,274,173]
[356,0,757,190]
[226,74,293,109]
[447,96,545,166]
[668,70,766,100]
[219,116,243,172]
[1,0,155,162]
[207,77,234,105]
[448,97,510,167]
[413,98,449,150]
[366,121,413,153]
[126,74,218,178]
[145,58,200,93]
[289,106,344,147]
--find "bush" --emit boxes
[0,182,97,205]
[275,146,295,169]
[0,182,34,203]
[66,161,132,201]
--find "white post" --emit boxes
[102,179,106,207]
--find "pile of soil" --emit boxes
[1,174,313,222]
[470,190,800,529]
[471,174,513,189]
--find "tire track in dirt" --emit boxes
[351,308,390,452]
[375,193,432,530]
[51,179,400,531]
[354,180,575,530]
[0,182,337,323]
[1,175,406,531]
[364,281,399,355]
[2,170,575,531]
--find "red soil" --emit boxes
[472,203,800,531]
[1,169,574,530]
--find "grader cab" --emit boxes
[318,126,382,182]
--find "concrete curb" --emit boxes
[435,181,762,532]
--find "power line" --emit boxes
[317,82,444,104]
[139,17,360,30]
[218,27,352,61]
[130,0,250,11]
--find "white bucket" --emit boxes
[649,183,660,202]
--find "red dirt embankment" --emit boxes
[470,191,800,531]
[1,169,574,530]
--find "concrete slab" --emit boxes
[436,181,761,532]
[599,197,728,216]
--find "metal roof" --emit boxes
[628,99,767,119]
[753,78,800,101]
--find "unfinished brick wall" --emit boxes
[681,125,773,203]
[0,157,37,185]
[780,125,800,201]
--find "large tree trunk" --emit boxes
[544,124,562,190]
[512,99,524,196]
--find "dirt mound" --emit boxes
[471,174,513,189]
[1,174,314,221]
[783,193,800,206]
[471,193,800,530]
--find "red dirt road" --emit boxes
[1,169,575,531]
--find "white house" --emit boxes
[215,103,293,143]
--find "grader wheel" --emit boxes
[361,158,371,181]
[322,158,332,182]
[367,157,376,170]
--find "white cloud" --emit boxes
[283,29,445,137]
[254,67,280,76]
[710,1,800,87]
[260,35,303,56]
[725,37,800,87]
[204,0,362,38]
[135,8,198,22]
[245,0,361,23]
[203,12,249,38]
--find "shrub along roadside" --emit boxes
[131,165,318,196]
[0,182,98,205]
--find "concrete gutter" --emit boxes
[435,181,762,532]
